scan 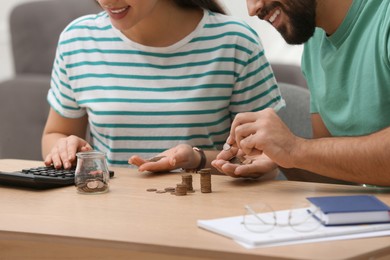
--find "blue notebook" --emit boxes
[307,195,390,226]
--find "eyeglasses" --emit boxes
[241,202,323,233]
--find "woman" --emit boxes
[42,0,284,177]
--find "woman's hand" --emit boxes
[44,135,92,169]
[129,144,200,172]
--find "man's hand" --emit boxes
[228,108,303,169]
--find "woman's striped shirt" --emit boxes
[48,10,285,167]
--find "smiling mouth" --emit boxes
[109,6,130,14]
[269,9,281,23]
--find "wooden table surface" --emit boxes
[0,159,389,260]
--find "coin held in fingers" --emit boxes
[147,156,166,162]
[223,143,231,151]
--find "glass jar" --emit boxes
[75,151,110,194]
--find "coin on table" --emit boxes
[164,187,175,192]
[223,143,231,151]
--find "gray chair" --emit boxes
[278,83,312,139]
[271,63,311,138]
[272,63,307,88]
[276,83,311,180]
[0,0,101,160]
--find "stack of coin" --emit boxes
[199,168,212,193]
[175,183,187,196]
[181,174,194,192]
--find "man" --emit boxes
[212,0,390,186]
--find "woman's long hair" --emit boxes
[173,0,225,14]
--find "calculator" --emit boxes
[0,165,114,189]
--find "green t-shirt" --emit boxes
[302,0,390,136]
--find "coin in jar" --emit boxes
[96,180,105,189]
[86,180,99,189]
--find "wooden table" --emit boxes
[0,159,389,260]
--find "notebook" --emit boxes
[307,195,390,226]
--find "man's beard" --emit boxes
[258,0,317,45]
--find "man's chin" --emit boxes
[281,32,314,45]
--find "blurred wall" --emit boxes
[0,0,303,81]
[0,0,42,81]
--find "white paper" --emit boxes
[197,208,390,248]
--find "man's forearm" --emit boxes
[291,127,390,186]
[280,167,358,185]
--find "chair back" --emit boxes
[278,83,312,139]
[10,0,101,75]
[272,63,307,88]
[0,0,101,160]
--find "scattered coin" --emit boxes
[146,168,213,195]
[164,187,175,192]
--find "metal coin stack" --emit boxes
[181,174,194,193]
[76,178,108,194]
[199,168,212,193]
[175,183,187,196]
